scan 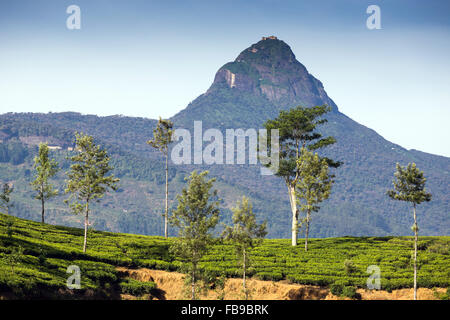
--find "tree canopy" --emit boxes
[65,132,119,252]
[387,163,432,205]
[387,162,432,300]
[263,105,339,246]
[169,170,220,299]
[30,143,59,223]
[222,196,266,299]
[0,183,13,215]
[296,148,333,251]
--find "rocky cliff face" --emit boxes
[209,38,337,110]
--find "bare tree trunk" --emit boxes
[413,203,418,300]
[243,248,247,300]
[165,153,169,238]
[305,210,310,252]
[41,196,45,224]
[288,184,298,246]
[83,200,89,253]
[40,184,45,224]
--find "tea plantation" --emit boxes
[0,213,449,299]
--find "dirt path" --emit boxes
[117,267,446,300]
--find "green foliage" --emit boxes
[65,133,119,212]
[296,148,333,250]
[222,196,267,299]
[208,271,227,300]
[387,163,432,205]
[263,105,339,246]
[0,141,29,165]
[387,162,432,299]
[119,278,157,297]
[263,105,338,181]
[330,280,359,298]
[0,214,449,299]
[441,287,450,300]
[173,83,277,129]
[341,286,358,299]
[30,143,59,201]
[427,240,450,255]
[147,117,174,157]
[0,214,168,299]
[1,245,24,275]
[223,196,267,255]
[65,133,119,252]
[5,216,14,238]
[170,170,220,299]
[30,143,59,223]
[0,183,13,215]
[330,280,345,296]
[0,117,73,148]
[296,148,333,213]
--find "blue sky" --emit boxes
[0,0,449,156]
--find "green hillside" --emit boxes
[1,214,449,299]
[0,114,253,235]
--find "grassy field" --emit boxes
[0,213,449,299]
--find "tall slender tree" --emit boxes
[387,162,431,300]
[147,117,174,238]
[169,171,220,300]
[0,183,13,215]
[263,105,339,246]
[296,148,333,251]
[30,143,59,224]
[65,133,119,253]
[222,196,267,299]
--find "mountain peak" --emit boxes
[207,37,337,110]
[172,37,339,128]
[235,36,296,65]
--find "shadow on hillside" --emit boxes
[152,288,166,300]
